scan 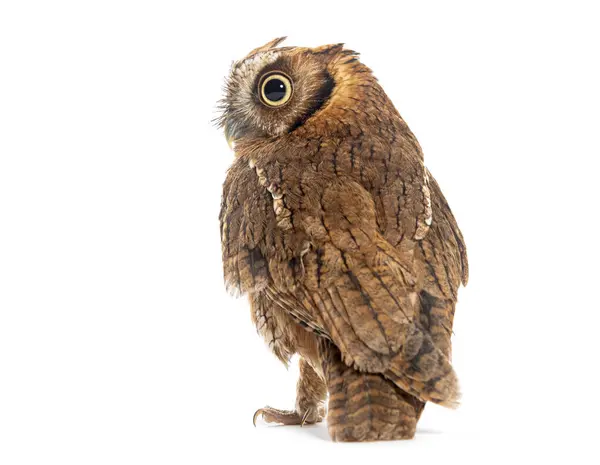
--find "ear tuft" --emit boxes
[312,43,345,55]
[339,48,359,57]
[248,37,287,56]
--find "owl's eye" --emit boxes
[259,72,293,107]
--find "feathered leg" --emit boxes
[321,341,424,442]
[253,357,327,426]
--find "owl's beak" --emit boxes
[223,118,253,152]
[223,122,236,151]
[226,135,235,151]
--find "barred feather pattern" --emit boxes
[218,39,468,441]
[321,340,425,441]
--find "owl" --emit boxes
[218,38,468,442]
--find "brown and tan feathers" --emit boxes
[218,39,468,434]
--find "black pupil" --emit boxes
[264,78,286,102]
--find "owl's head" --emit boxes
[217,37,382,148]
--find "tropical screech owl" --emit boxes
[218,38,468,442]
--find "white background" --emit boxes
[1,1,599,463]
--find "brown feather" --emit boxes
[218,41,468,441]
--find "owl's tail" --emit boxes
[321,342,425,442]
[384,323,461,409]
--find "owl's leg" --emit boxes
[253,357,327,426]
[321,341,424,442]
[294,356,328,423]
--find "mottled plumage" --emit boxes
[218,38,468,441]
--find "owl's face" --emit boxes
[218,38,348,146]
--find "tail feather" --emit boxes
[321,342,424,442]
[385,323,460,408]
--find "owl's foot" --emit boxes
[253,405,324,427]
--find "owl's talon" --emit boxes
[252,408,263,427]
[300,408,312,427]
[252,406,319,426]
[253,406,296,426]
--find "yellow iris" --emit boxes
[260,73,293,107]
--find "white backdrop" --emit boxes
[1,1,599,464]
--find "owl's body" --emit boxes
[219,39,468,441]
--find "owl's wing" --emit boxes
[290,178,459,407]
[427,169,469,287]
[220,157,272,295]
